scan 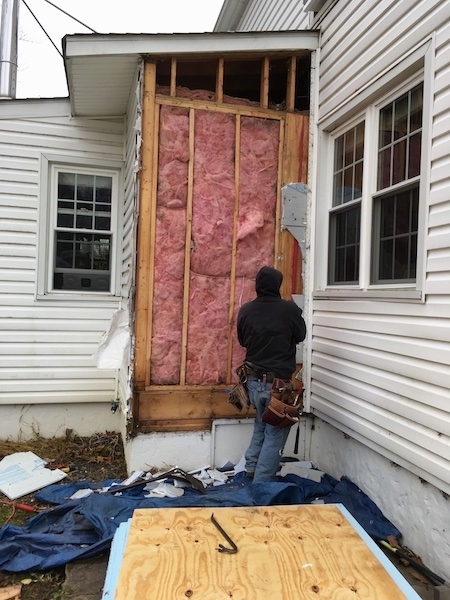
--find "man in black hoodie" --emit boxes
[237,266,306,483]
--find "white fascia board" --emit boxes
[63,31,319,59]
[0,97,70,119]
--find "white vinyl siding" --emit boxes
[237,0,310,31]
[0,99,125,405]
[117,65,143,415]
[311,0,450,495]
[428,21,450,297]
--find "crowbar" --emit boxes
[211,513,238,554]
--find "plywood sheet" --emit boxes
[113,505,415,600]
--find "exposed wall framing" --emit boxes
[134,54,309,433]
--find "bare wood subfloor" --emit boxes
[113,505,415,599]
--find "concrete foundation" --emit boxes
[308,418,450,587]
[0,403,121,440]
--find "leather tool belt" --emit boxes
[244,361,290,384]
[262,378,303,428]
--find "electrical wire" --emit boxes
[42,0,98,33]
[21,0,63,58]
[19,0,98,62]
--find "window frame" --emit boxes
[328,120,365,285]
[37,154,124,301]
[316,72,430,302]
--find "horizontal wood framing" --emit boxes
[135,387,255,433]
[134,56,308,432]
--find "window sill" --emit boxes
[35,292,121,305]
[313,288,424,303]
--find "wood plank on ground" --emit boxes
[112,505,415,600]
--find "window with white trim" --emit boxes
[328,81,424,288]
[329,122,364,284]
[39,161,120,297]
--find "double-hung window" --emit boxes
[372,83,422,283]
[328,81,424,289]
[329,122,364,284]
[38,159,120,297]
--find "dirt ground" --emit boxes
[0,431,128,600]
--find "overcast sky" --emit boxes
[2,0,224,98]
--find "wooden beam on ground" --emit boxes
[0,585,21,600]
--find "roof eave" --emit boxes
[63,31,319,118]
[64,30,319,59]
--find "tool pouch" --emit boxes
[227,364,250,411]
[262,379,302,428]
[227,382,249,412]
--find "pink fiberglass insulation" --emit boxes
[151,91,280,385]
[156,86,259,108]
[150,105,189,384]
[236,117,279,278]
[190,110,235,277]
[157,105,189,208]
[151,205,187,384]
[186,273,231,384]
[230,276,256,372]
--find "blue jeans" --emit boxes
[244,377,291,483]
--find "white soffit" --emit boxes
[63,31,318,118]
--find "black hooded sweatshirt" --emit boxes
[237,266,306,379]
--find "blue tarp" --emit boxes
[0,473,401,573]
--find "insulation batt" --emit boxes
[151,206,186,384]
[151,88,281,385]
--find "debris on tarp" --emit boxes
[100,466,207,496]
[0,452,67,500]
[0,464,403,574]
[279,460,324,482]
[145,483,184,498]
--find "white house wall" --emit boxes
[310,0,450,496]
[236,0,310,31]
[0,98,124,438]
[117,64,143,432]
